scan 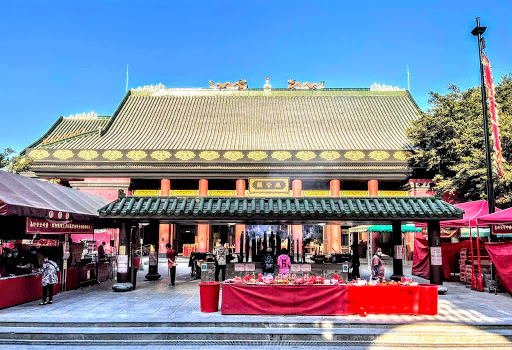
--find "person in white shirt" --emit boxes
[214,243,227,281]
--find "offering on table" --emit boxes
[258,273,264,283]
[243,274,254,282]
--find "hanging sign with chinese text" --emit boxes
[492,224,512,235]
[248,178,289,195]
[26,217,93,235]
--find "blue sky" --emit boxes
[1,1,511,152]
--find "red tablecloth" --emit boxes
[221,284,349,315]
[348,284,438,315]
[0,273,60,309]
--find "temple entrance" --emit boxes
[176,224,196,254]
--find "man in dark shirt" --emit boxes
[261,248,275,278]
[28,246,40,269]
[98,242,106,260]
[166,243,177,287]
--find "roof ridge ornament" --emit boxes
[370,83,405,91]
[208,79,247,90]
[64,111,98,120]
[263,77,271,91]
[134,83,166,91]
[288,79,325,90]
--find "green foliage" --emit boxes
[0,148,33,174]
[407,76,512,207]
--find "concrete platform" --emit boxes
[0,257,510,325]
[1,257,512,348]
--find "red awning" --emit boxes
[477,207,512,225]
[0,171,108,221]
[416,200,500,228]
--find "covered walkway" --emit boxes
[99,196,464,285]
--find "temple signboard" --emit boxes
[248,178,289,195]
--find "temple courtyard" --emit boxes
[1,257,512,349]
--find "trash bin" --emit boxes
[198,281,221,312]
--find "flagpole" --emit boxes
[471,17,495,215]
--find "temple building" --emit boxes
[22,79,432,256]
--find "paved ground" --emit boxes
[0,256,511,325]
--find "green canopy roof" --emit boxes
[98,196,464,222]
[460,228,491,238]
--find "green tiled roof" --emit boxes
[99,196,464,221]
[29,89,420,151]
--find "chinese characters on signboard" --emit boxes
[26,218,93,234]
[493,224,512,235]
[248,178,290,195]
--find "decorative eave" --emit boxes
[25,149,410,163]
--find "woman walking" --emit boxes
[40,257,59,305]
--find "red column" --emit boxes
[329,180,341,252]
[330,179,340,197]
[161,179,170,196]
[198,179,209,252]
[159,179,171,253]
[235,179,246,253]
[368,179,379,197]
[291,180,303,254]
[199,179,208,196]
[292,180,302,197]
[236,179,246,197]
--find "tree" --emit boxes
[0,148,33,174]
[407,75,512,208]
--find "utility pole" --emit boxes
[471,18,495,214]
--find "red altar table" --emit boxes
[0,273,60,309]
[221,284,349,315]
[348,284,438,315]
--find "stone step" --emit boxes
[0,321,511,330]
[1,325,511,347]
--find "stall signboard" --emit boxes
[118,255,128,273]
[430,247,442,266]
[26,218,93,235]
[290,264,301,272]
[394,245,404,260]
[300,264,312,272]
[248,178,290,195]
[492,224,512,235]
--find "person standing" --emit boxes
[351,251,360,279]
[166,243,177,287]
[214,243,227,282]
[40,257,59,305]
[371,247,385,282]
[261,248,275,278]
[277,248,291,275]
[98,242,106,261]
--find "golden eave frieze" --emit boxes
[26,149,410,163]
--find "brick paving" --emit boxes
[0,257,511,325]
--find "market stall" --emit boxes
[477,209,512,294]
[0,171,108,308]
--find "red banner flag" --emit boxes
[482,53,505,177]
